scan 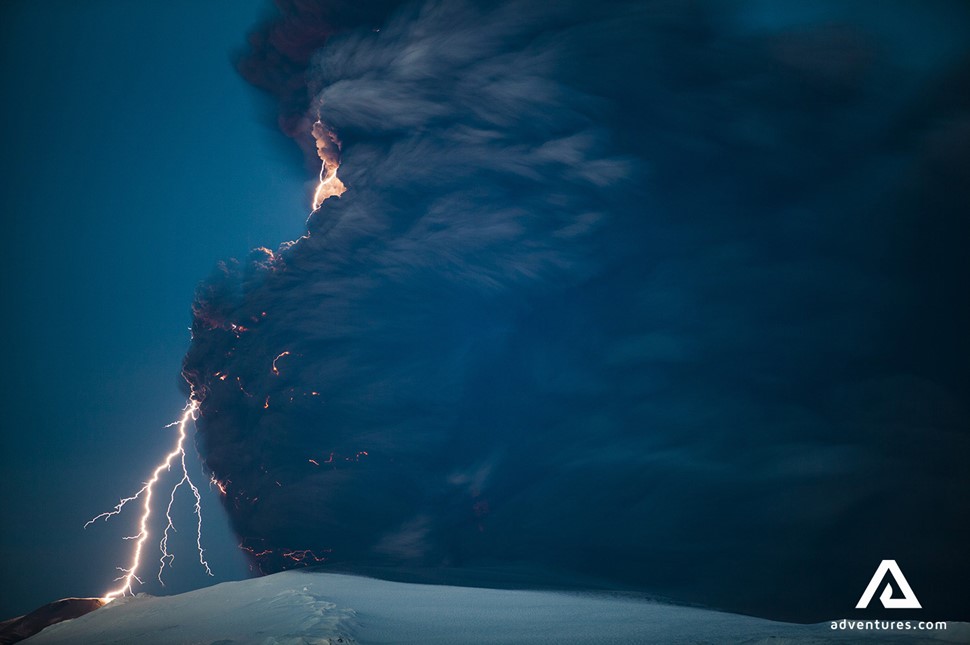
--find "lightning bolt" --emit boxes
[83,114,345,604]
[85,397,213,602]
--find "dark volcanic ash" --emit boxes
[185,0,970,622]
[237,0,408,169]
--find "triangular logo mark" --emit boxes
[856,560,921,609]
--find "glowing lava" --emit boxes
[85,398,212,602]
[311,119,346,210]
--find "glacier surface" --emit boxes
[24,571,968,644]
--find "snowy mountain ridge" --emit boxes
[22,571,970,644]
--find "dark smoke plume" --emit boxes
[237,0,408,167]
[187,0,970,622]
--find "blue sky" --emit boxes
[0,0,312,616]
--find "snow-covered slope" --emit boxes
[23,571,968,644]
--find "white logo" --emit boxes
[856,560,921,609]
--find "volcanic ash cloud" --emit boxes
[184,0,970,622]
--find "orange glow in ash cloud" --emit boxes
[209,475,228,496]
[311,120,346,210]
[271,351,291,376]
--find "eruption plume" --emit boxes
[183,0,970,623]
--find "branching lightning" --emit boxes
[85,398,213,602]
[83,115,345,605]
